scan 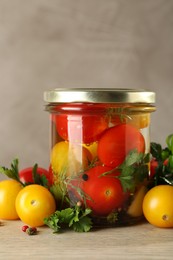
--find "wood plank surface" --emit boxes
[0,220,173,259]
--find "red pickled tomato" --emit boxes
[98,124,145,168]
[52,109,109,144]
[80,166,125,216]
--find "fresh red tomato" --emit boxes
[19,166,53,186]
[150,158,169,179]
[48,165,54,184]
[80,165,125,216]
[52,104,109,144]
[97,124,145,168]
[163,158,169,166]
[150,158,158,179]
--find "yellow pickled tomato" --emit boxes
[83,142,98,160]
[127,185,148,217]
[51,141,92,176]
[127,114,150,129]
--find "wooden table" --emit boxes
[0,220,173,259]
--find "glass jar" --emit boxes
[44,88,156,227]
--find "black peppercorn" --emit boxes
[82,173,89,181]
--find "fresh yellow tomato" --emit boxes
[15,184,56,227]
[51,141,92,176]
[143,185,173,228]
[0,179,22,220]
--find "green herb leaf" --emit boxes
[44,214,61,233]
[60,208,75,224]
[0,158,23,185]
[72,215,93,232]
[161,148,170,161]
[118,149,149,192]
[120,149,143,167]
[168,155,173,170]
[150,142,162,160]
[166,134,173,154]
[44,205,92,233]
[150,133,173,187]
[160,175,173,185]
[31,164,49,188]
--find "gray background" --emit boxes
[0,0,173,178]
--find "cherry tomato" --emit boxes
[0,180,22,220]
[150,158,158,179]
[53,104,109,144]
[48,165,54,182]
[19,166,53,186]
[127,185,148,217]
[110,113,150,129]
[127,114,150,129]
[15,184,56,227]
[163,158,169,166]
[51,141,92,176]
[149,158,169,179]
[143,185,173,228]
[83,142,98,160]
[98,124,145,168]
[80,166,125,216]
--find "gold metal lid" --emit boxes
[44,88,155,104]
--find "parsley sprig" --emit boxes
[118,149,149,192]
[150,133,173,186]
[101,149,149,192]
[0,158,22,184]
[44,203,93,233]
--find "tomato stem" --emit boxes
[162,214,169,221]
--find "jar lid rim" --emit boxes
[44,88,156,103]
